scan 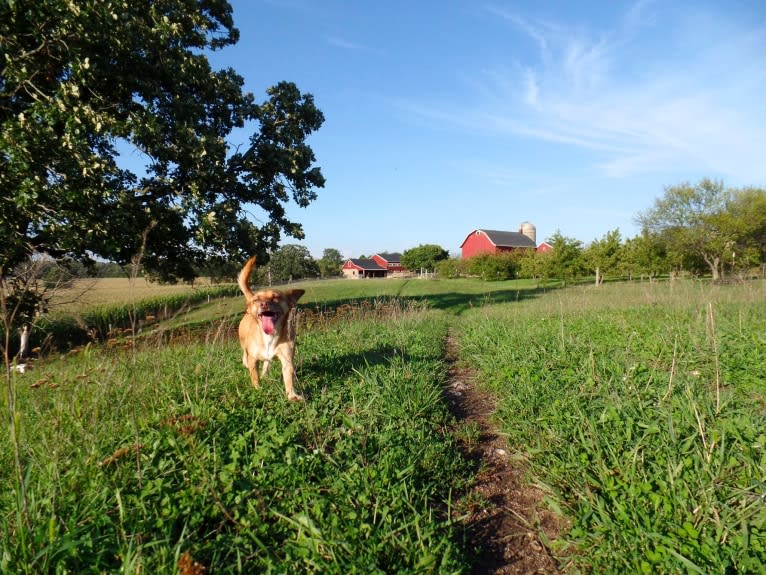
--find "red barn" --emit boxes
[460,225,538,259]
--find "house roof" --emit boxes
[345,258,387,271]
[374,252,402,263]
[460,229,537,249]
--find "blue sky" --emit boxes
[208,0,766,258]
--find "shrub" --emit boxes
[466,252,519,280]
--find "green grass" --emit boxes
[2,305,472,573]
[3,277,765,573]
[458,280,766,573]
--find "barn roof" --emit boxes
[374,252,402,263]
[460,229,537,249]
[346,258,386,271]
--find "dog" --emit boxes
[237,256,305,401]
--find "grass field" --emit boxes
[50,277,219,312]
[3,277,765,573]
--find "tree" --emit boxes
[583,229,623,285]
[728,187,766,276]
[466,252,519,281]
[318,248,343,278]
[436,257,466,279]
[268,244,318,281]
[621,230,669,280]
[401,244,449,272]
[516,249,550,281]
[637,179,733,281]
[1,0,325,284]
[545,231,584,283]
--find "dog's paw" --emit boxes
[287,393,304,402]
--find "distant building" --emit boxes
[460,222,539,258]
[342,258,388,279]
[372,253,404,273]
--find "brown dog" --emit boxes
[237,256,305,401]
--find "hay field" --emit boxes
[50,277,222,311]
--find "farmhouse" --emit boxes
[342,258,388,279]
[537,241,553,253]
[460,222,548,258]
[372,252,404,273]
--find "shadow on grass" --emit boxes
[22,282,561,362]
[292,285,563,399]
[298,283,561,318]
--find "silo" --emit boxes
[519,221,536,244]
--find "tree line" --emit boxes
[30,178,766,287]
[232,177,766,286]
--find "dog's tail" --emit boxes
[238,256,257,299]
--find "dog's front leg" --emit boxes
[243,351,260,388]
[277,352,302,401]
[248,365,261,389]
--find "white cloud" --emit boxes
[417,2,766,183]
[524,69,540,110]
[325,35,381,55]
[486,6,549,61]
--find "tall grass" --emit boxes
[458,280,766,573]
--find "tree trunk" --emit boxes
[17,324,30,359]
[710,257,721,281]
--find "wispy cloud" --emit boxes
[624,0,659,30]
[523,69,540,110]
[415,2,766,183]
[325,35,381,55]
[561,36,611,92]
[485,6,549,60]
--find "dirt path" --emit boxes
[444,331,565,574]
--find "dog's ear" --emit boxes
[284,289,305,307]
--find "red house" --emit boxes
[460,225,538,259]
[372,252,404,273]
[342,258,387,279]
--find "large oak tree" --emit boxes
[1,0,325,284]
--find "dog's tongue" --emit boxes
[260,314,276,335]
